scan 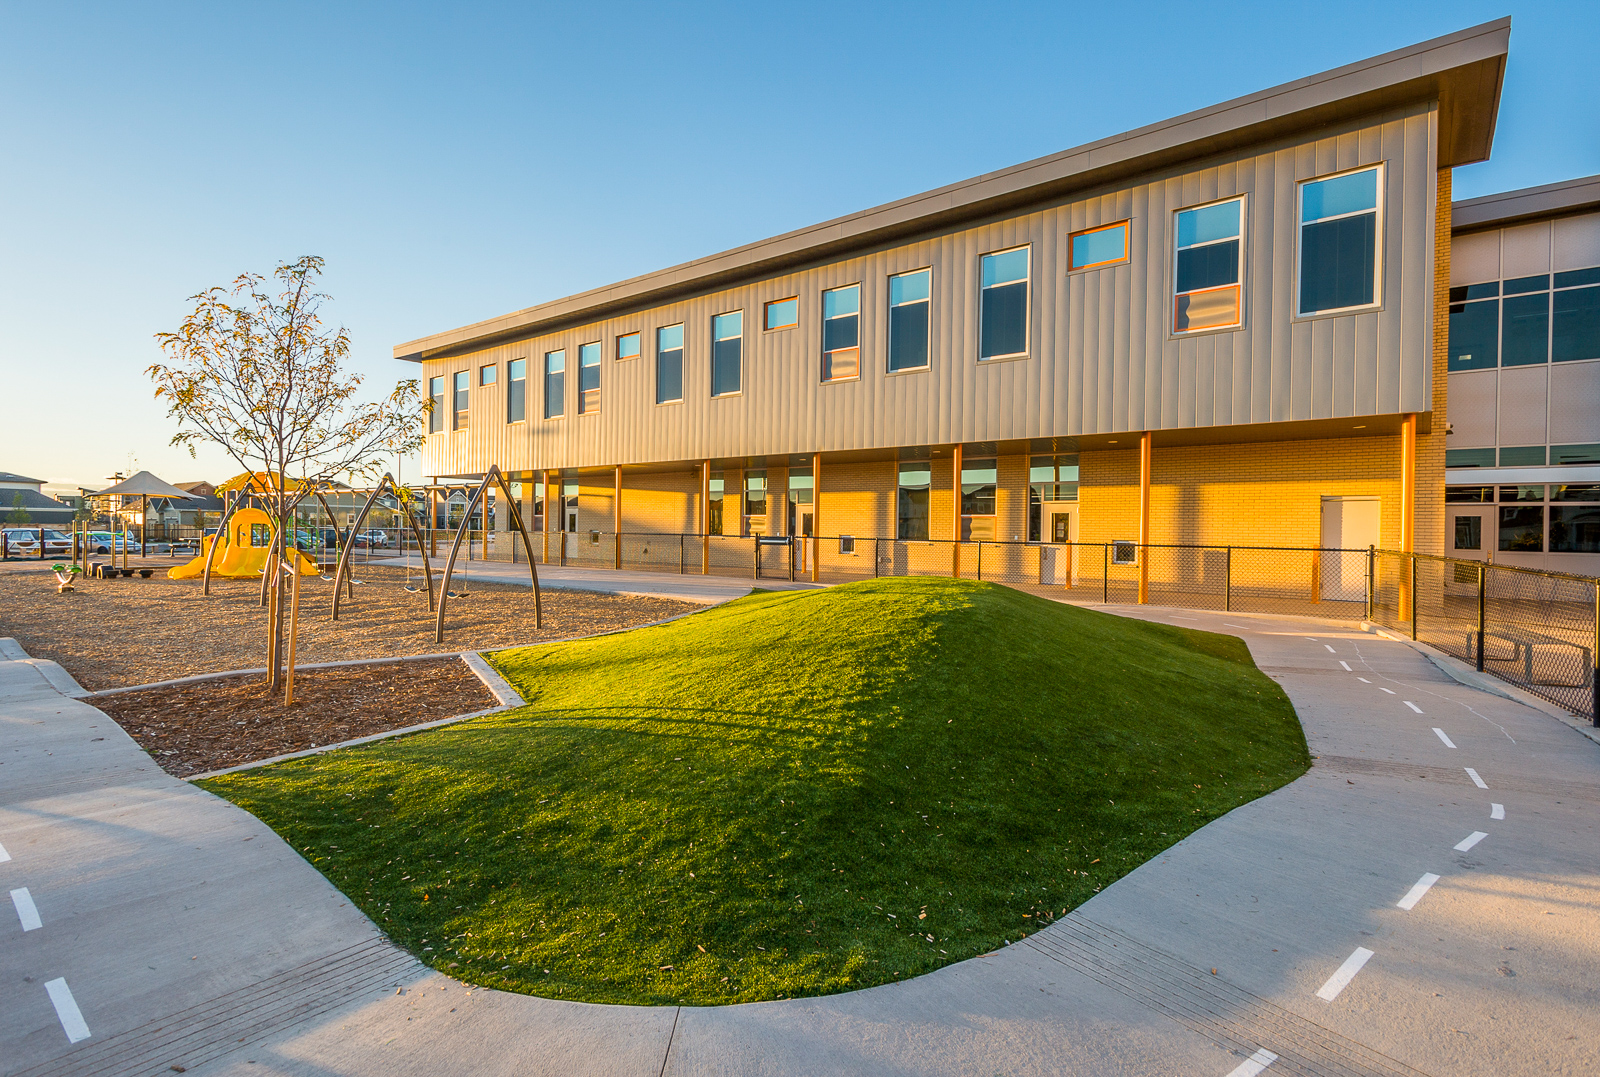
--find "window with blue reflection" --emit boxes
[656,325,684,404]
[980,248,1028,358]
[1070,222,1128,270]
[712,311,742,396]
[543,350,564,419]
[888,269,930,372]
[578,342,600,413]
[1299,167,1379,314]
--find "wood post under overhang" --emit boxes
[700,460,711,575]
[1400,414,1417,553]
[812,452,821,583]
[951,443,963,579]
[1138,431,1152,604]
[613,465,623,569]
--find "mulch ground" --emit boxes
[0,562,696,690]
[94,657,497,777]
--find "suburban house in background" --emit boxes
[1,472,76,526]
[392,20,1597,585]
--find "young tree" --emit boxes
[5,493,30,525]
[149,256,426,692]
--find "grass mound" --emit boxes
[202,578,1308,1005]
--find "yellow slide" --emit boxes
[168,507,319,579]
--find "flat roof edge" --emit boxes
[1452,173,1600,232]
[396,19,1510,363]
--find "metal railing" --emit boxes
[1369,549,1600,724]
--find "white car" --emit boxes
[2,528,73,556]
[84,531,142,555]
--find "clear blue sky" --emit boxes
[2,2,1596,489]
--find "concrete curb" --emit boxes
[86,651,473,698]
[460,652,523,709]
[1360,622,1600,748]
[0,638,91,697]
[0,637,29,660]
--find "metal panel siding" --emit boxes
[419,103,1437,477]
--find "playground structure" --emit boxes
[168,507,318,579]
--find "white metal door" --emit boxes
[1320,497,1380,601]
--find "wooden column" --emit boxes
[614,465,623,569]
[812,452,822,583]
[543,469,554,563]
[701,460,711,575]
[1138,430,1152,604]
[1400,413,1417,620]
[951,443,963,578]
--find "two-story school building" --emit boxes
[397,21,1520,590]
[1442,175,1600,576]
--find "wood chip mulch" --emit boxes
[94,657,498,778]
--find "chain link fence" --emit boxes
[1370,550,1599,723]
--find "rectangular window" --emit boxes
[1552,484,1600,501]
[506,359,526,423]
[1445,485,1493,503]
[1445,448,1496,468]
[562,479,579,532]
[1553,443,1600,465]
[578,342,600,414]
[1502,277,1550,366]
[1454,516,1482,550]
[1499,445,1546,466]
[544,350,565,419]
[1553,270,1600,362]
[712,311,742,396]
[453,370,470,430]
[1499,485,1545,502]
[744,470,767,533]
[1028,455,1080,541]
[1298,167,1380,315]
[896,462,930,541]
[479,364,497,386]
[1499,506,1544,552]
[821,285,860,381]
[888,269,930,372]
[979,247,1029,359]
[787,467,813,537]
[708,472,725,535]
[428,375,444,433]
[1448,283,1499,371]
[1069,221,1129,272]
[1551,505,1600,552]
[656,324,684,404]
[960,459,997,541]
[617,332,641,361]
[1174,198,1244,333]
[764,297,798,331]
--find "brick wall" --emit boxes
[1416,167,1451,556]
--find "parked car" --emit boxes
[353,529,392,548]
[83,531,142,555]
[2,528,72,556]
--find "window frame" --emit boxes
[543,349,565,421]
[820,282,862,384]
[656,324,685,405]
[764,296,799,332]
[577,342,601,415]
[479,363,497,387]
[505,358,526,424]
[1171,194,1246,337]
[427,375,445,434]
[887,266,932,374]
[452,369,470,431]
[711,310,743,397]
[1294,163,1385,319]
[1068,220,1131,273]
[616,331,641,361]
[978,245,1031,361]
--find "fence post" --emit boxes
[789,538,796,582]
[977,542,983,582]
[1224,547,1232,612]
[874,538,880,579]
[1102,544,1109,605]
[753,540,759,580]
[1410,554,1418,642]
[1592,581,1599,727]
[679,534,685,575]
[1366,546,1375,623]
[1476,563,1487,672]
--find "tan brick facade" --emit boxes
[1415,166,1451,556]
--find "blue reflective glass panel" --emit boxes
[981,248,1028,288]
[1071,223,1127,268]
[657,324,683,351]
[765,298,798,329]
[1301,169,1378,222]
[1177,200,1241,248]
[713,311,742,339]
[889,269,930,306]
[823,286,859,318]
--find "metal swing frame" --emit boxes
[433,466,542,643]
[331,473,438,619]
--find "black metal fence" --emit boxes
[1369,549,1600,723]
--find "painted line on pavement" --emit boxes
[45,978,90,1043]
[1379,687,1396,694]
[1466,768,1488,789]
[1492,803,1505,820]
[1340,660,1352,670]
[1357,677,1371,683]
[1324,644,1337,653]
[0,840,9,862]
[1316,947,1374,1001]
[1404,701,1424,713]
[1224,623,1251,630]
[1225,1047,1279,1076]
[10,886,41,931]
[1455,831,1488,852]
[1433,728,1456,748]
[1397,873,1440,911]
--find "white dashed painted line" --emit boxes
[1455,831,1488,852]
[1324,645,1337,653]
[1356,677,1371,683]
[1466,768,1488,789]
[10,887,41,931]
[1306,637,1319,642]
[1491,803,1505,820]
[1225,1047,1279,1076]
[1339,661,1352,671]
[1316,947,1374,1001]
[1224,623,1251,630]
[1397,873,1441,910]
[1404,701,1423,714]
[0,840,9,863]
[1378,687,1396,695]
[45,977,91,1043]
[1432,728,1456,748]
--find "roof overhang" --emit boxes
[1452,173,1600,233]
[396,19,1509,364]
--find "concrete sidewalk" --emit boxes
[2,607,1596,1075]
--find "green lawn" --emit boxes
[201,578,1308,1005]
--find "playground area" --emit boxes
[0,563,696,690]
